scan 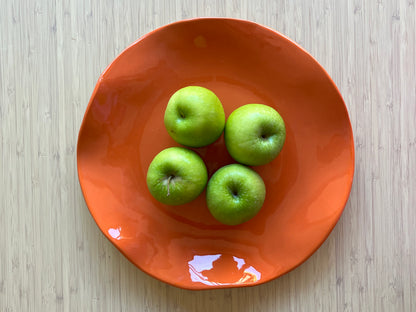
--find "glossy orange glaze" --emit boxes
[77,18,354,290]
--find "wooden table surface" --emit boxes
[1,0,415,311]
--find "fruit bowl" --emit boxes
[77,18,354,290]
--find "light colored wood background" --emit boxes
[1,0,415,311]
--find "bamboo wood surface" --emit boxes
[1,0,415,311]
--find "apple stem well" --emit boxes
[228,184,240,199]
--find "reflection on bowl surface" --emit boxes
[189,254,261,286]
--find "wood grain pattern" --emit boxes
[1,0,415,311]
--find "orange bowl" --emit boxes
[77,18,354,290]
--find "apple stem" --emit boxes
[167,175,173,196]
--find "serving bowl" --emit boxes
[77,18,354,290]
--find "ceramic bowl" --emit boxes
[77,18,354,290]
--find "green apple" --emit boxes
[164,86,225,147]
[206,164,266,225]
[224,104,286,166]
[146,147,208,205]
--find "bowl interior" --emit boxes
[77,18,354,289]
